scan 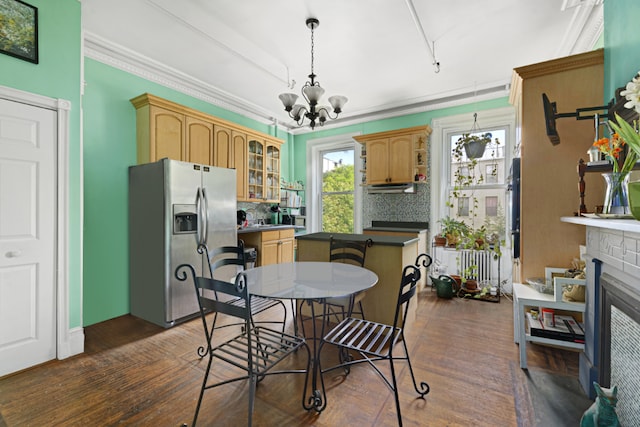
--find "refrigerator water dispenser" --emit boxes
[173,204,197,234]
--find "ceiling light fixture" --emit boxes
[278,18,347,130]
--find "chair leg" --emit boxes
[248,373,257,427]
[357,300,365,320]
[388,357,403,427]
[401,338,430,396]
[192,354,213,426]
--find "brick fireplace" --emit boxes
[562,216,640,424]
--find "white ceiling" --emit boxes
[81,0,604,134]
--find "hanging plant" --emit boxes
[458,132,493,159]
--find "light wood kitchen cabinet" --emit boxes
[355,125,431,185]
[131,93,283,202]
[240,228,294,266]
[232,131,248,201]
[213,124,232,168]
[136,105,186,164]
[247,136,281,203]
[186,116,213,165]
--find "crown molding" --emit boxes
[83,31,278,126]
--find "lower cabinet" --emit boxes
[240,228,295,266]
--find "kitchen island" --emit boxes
[296,232,421,325]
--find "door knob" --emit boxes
[6,251,21,258]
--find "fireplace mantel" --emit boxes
[561,216,640,233]
[560,216,640,399]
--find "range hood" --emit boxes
[366,183,416,194]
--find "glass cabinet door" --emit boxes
[248,139,264,200]
[266,144,280,202]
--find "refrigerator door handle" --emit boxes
[201,187,209,245]
[196,187,206,246]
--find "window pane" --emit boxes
[322,193,354,233]
[486,196,498,216]
[322,151,354,192]
[457,197,469,216]
[321,148,355,233]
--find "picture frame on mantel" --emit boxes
[0,0,38,64]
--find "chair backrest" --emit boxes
[175,263,251,330]
[201,240,246,280]
[329,236,373,267]
[393,263,422,331]
[415,252,433,270]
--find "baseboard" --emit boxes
[57,327,85,359]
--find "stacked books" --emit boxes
[526,313,585,343]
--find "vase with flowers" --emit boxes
[606,71,640,219]
[593,132,636,214]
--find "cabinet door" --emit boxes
[213,124,232,168]
[232,131,248,201]
[367,138,390,184]
[265,143,280,202]
[388,135,413,183]
[279,238,295,263]
[261,240,279,265]
[186,116,213,165]
[247,138,265,201]
[150,106,185,162]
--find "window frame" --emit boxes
[306,132,363,234]
[430,106,516,241]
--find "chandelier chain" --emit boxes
[310,22,315,76]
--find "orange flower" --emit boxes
[593,132,633,173]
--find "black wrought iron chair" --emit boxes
[201,240,289,342]
[175,263,310,426]
[318,254,431,426]
[298,237,373,337]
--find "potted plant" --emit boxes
[456,132,494,159]
[438,216,469,248]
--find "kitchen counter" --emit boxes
[296,232,418,247]
[363,220,429,233]
[237,225,304,234]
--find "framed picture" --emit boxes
[0,0,38,64]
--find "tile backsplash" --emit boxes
[363,183,430,228]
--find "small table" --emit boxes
[243,261,378,412]
[513,282,585,369]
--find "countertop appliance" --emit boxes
[129,158,237,328]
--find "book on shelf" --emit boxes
[526,313,585,343]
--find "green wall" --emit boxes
[0,0,82,328]
[82,59,291,325]
[604,0,640,101]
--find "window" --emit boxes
[486,196,498,216]
[486,165,498,183]
[321,149,355,233]
[458,197,470,217]
[430,108,514,247]
[306,133,363,234]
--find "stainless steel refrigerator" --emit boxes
[129,158,237,328]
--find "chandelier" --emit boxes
[278,18,348,130]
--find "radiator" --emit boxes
[458,249,493,282]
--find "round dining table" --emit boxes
[242,261,378,412]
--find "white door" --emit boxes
[0,98,57,376]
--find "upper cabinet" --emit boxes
[131,93,282,202]
[247,136,281,203]
[354,125,431,185]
